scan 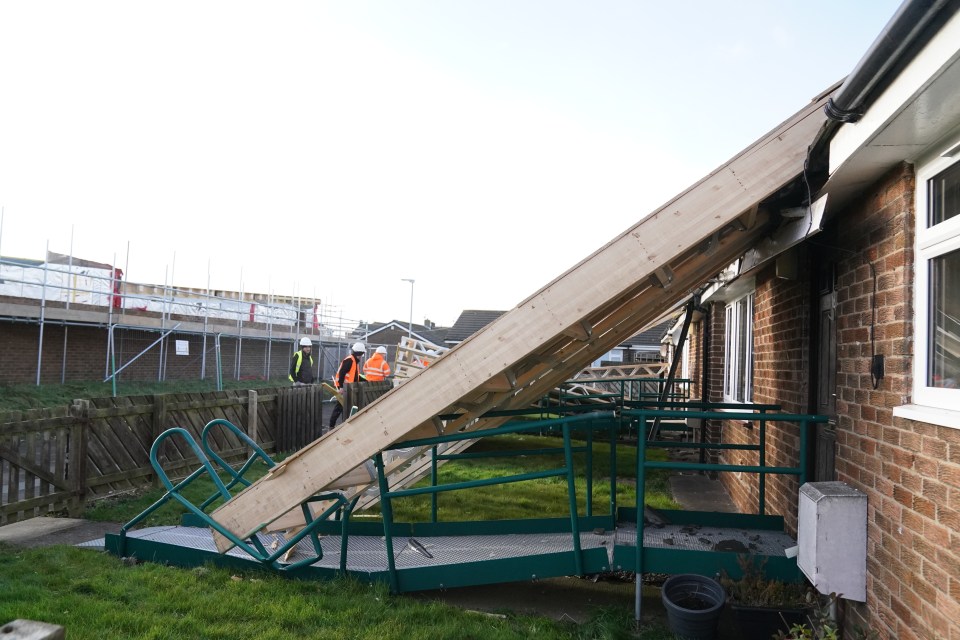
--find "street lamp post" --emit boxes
[401,278,415,339]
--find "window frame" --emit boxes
[723,291,755,404]
[911,144,960,412]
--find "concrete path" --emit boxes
[0,517,120,549]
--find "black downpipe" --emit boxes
[648,296,697,441]
[699,304,711,466]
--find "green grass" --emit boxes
[1,544,670,639]
[0,378,286,411]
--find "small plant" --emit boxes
[719,555,813,608]
[774,593,881,640]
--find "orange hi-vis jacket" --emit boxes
[363,353,391,381]
[333,354,362,389]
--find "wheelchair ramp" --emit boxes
[211,90,832,552]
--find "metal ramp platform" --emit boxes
[106,521,617,592]
[104,508,801,594]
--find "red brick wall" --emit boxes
[829,165,960,639]
[708,164,960,638]
[717,262,811,531]
[0,322,296,385]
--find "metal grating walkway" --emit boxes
[115,525,619,572]
[616,522,796,556]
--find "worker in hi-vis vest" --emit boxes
[328,342,366,428]
[288,337,315,386]
[362,346,391,381]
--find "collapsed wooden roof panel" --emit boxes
[211,90,833,550]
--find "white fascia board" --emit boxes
[830,9,960,173]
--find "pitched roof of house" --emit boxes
[354,320,448,346]
[621,318,675,351]
[444,310,507,344]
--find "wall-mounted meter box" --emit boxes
[797,481,867,602]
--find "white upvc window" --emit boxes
[723,292,754,403]
[912,146,960,413]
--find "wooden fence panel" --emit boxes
[276,386,325,453]
[0,386,301,524]
[0,407,76,525]
[256,391,279,451]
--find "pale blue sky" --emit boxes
[0,1,903,328]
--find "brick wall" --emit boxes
[719,259,812,532]
[708,163,960,639]
[829,164,960,639]
[0,322,299,385]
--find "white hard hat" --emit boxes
[299,337,312,347]
[428,350,438,356]
[351,342,366,353]
[375,346,387,355]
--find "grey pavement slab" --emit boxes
[0,517,120,549]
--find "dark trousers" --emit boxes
[328,401,344,428]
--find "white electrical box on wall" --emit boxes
[797,481,867,602]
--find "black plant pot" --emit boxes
[661,574,726,640]
[729,603,812,640]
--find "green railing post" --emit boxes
[561,424,583,576]
[799,419,809,488]
[758,411,767,515]
[634,410,647,622]
[585,425,593,517]
[609,421,617,517]
[374,453,399,594]
[430,445,438,523]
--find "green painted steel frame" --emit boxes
[115,419,360,574]
[106,397,833,607]
[624,407,830,622]
[376,411,615,592]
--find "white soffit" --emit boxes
[826,9,960,205]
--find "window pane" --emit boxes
[929,161,960,227]
[737,299,748,402]
[725,306,734,398]
[928,248,960,387]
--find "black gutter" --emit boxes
[807,0,960,175]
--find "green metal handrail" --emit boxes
[626,407,830,622]
[375,411,615,592]
[197,418,275,510]
[118,422,359,574]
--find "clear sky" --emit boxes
[0,1,903,329]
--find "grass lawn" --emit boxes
[2,433,681,639]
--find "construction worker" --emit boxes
[328,342,366,428]
[288,337,315,385]
[363,346,392,382]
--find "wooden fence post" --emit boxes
[68,399,90,517]
[248,390,259,445]
[151,395,167,488]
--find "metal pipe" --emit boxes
[104,322,182,382]
[374,453,399,594]
[401,278,415,338]
[35,241,49,386]
[562,424,584,576]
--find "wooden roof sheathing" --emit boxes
[211,90,833,550]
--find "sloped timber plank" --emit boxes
[210,91,832,551]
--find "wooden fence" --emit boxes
[0,386,340,525]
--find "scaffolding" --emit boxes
[0,255,381,388]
